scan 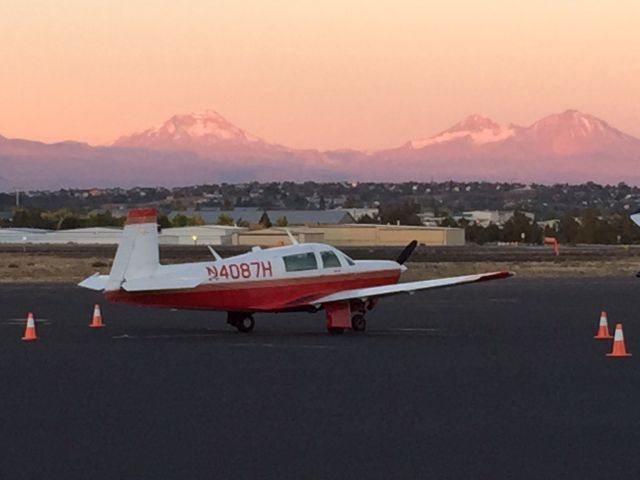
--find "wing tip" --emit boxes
[78,272,108,291]
[479,271,514,282]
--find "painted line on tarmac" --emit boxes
[2,318,52,325]
[389,327,443,332]
[112,333,222,340]
[111,334,339,349]
[367,328,450,337]
[219,343,338,350]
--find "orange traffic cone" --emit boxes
[89,304,105,328]
[606,324,632,357]
[594,311,612,339]
[22,312,37,341]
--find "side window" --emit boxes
[341,254,355,266]
[283,252,318,272]
[320,251,341,268]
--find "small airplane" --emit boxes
[79,208,512,334]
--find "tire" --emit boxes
[351,314,366,332]
[236,316,255,333]
[327,327,345,335]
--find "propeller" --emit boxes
[396,240,418,265]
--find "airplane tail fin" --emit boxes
[105,208,160,291]
[631,210,640,228]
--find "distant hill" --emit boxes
[1,109,640,190]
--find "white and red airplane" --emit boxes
[79,208,512,334]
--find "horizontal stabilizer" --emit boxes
[122,276,202,292]
[78,273,109,291]
[313,271,513,304]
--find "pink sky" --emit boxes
[1,0,639,150]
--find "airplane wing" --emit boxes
[312,271,513,305]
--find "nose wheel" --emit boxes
[351,314,366,332]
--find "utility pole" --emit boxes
[16,189,20,207]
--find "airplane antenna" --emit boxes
[207,245,223,261]
[285,229,299,245]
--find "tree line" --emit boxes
[1,208,291,230]
[3,206,640,245]
[444,210,640,245]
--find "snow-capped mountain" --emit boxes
[409,114,517,149]
[1,109,640,189]
[113,110,289,157]
[522,110,639,156]
[406,110,638,155]
[371,109,640,183]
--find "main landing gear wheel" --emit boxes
[236,315,255,333]
[351,314,366,332]
[228,313,255,333]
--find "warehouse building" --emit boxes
[309,224,465,246]
[231,228,324,247]
[159,225,246,246]
[0,228,51,243]
[232,225,464,247]
[0,223,463,247]
[43,227,122,244]
[0,226,246,246]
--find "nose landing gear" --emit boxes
[324,301,369,334]
[351,314,366,332]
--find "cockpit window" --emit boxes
[341,254,355,266]
[283,252,318,272]
[320,251,341,268]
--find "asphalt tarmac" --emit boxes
[1,278,639,479]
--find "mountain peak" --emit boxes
[446,114,501,133]
[114,109,262,148]
[410,114,513,149]
[526,109,636,154]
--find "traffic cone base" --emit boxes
[22,312,37,341]
[89,304,105,328]
[594,311,612,339]
[607,323,632,357]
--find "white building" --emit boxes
[43,227,123,244]
[0,225,247,246]
[0,228,50,243]
[462,210,535,227]
[159,226,247,246]
[339,208,379,221]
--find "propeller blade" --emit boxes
[396,240,418,265]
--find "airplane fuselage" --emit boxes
[105,243,403,312]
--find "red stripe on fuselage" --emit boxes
[105,269,401,311]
